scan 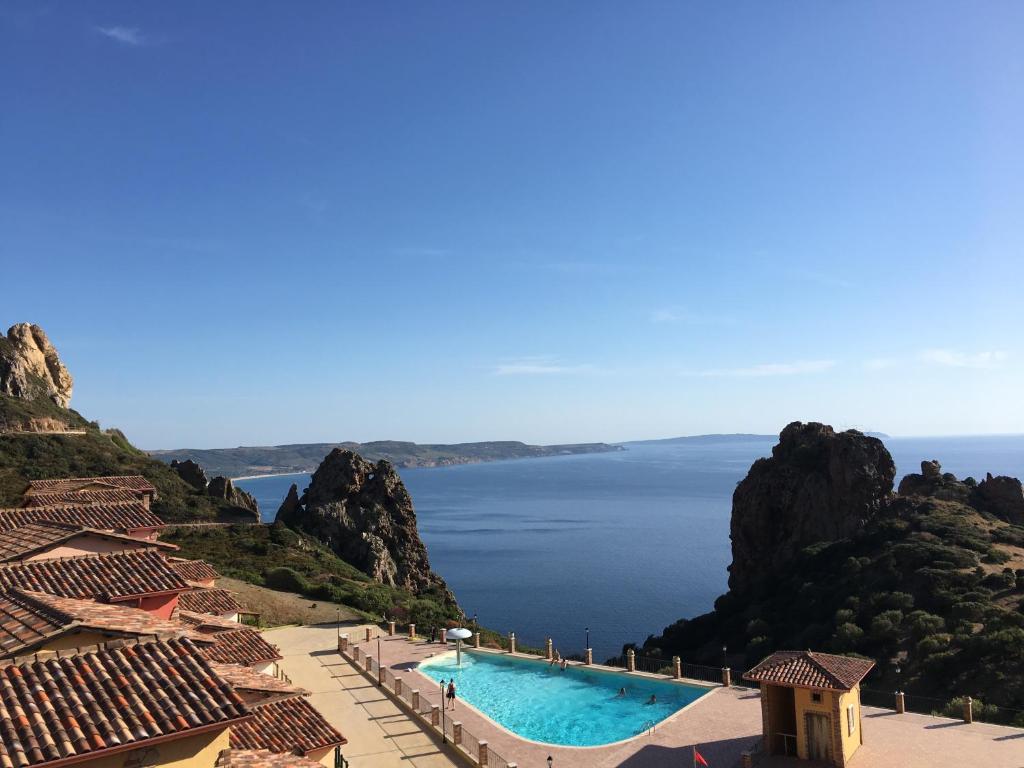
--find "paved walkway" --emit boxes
[263,623,463,768]
[268,624,1024,768]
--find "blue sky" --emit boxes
[2,2,1023,448]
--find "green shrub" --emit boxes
[265,567,309,593]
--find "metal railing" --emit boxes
[860,687,1024,727]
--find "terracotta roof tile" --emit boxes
[0,637,249,768]
[0,550,189,602]
[0,521,175,563]
[176,609,244,633]
[169,558,220,583]
[0,502,165,534]
[200,629,282,666]
[0,590,211,658]
[216,749,325,768]
[208,663,308,697]
[23,489,144,507]
[25,475,157,495]
[178,588,244,616]
[743,650,876,691]
[230,696,345,755]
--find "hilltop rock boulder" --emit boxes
[973,473,1024,525]
[171,459,208,490]
[728,421,896,596]
[0,323,73,407]
[207,476,260,519]
[276,448,455,601]
[896,460,973,503]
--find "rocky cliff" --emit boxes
[276,448,455,602]
[728,421,895,595]
[0,323,73,408]
[206,476,260,520]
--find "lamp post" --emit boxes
[585,627,590,651]
[440,679,447,743]
[722,644,728,668]
[895,664,902,693]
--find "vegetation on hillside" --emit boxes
[642,495,1024,722]
[0,394,251,522]
[163,523,463,629]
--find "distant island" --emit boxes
[149,439,624,478]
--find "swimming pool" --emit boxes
[417,650,711,747]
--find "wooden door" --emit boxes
[806,713,831,761]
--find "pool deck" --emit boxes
[349,631,1024,768]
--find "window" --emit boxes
[847,704,856,735]
[811,692,822,703]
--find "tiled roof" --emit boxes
[744,650,876,691]
[0,589,210,658]
[23,489,144,507]
[230,696,346,755]
[25,475,157,495]
[177,609,243,633]
[0,521,175,563]
[169,558,220,583]
[216,749,325,768]
[209,663,308,697]
[0,637,249,768]
[178,588,244,616]
[0,550,189,602]
[200,629,282,666]
[0,502,165,534]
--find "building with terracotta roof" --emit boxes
[229,695,346,762]
[744,650,876,766]
[178,588,246,621]
[0,502,166,539]
[0,549,190,618]
[0,588,212,659]
[199,628,282,675]
[169,557,220,587]
[208,663,309,707]
[215,749,326,768]
[177,609,244,633]
[22,487,149,508]
[0,637,250,768]
[24,474,158,506]
[0,521,176,563]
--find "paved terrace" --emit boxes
[271,625,1024,768]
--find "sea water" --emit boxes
[237,435,1024,661]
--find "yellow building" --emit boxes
[744,650,875,767]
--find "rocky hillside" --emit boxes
[276,448,457,606]
[0,322,255,522]
[641,422,1024,717]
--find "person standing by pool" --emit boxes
[447,679,457,709]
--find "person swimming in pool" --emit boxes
[646,694,657,705]
[560,659,567,671]
[446,680,457,710]
[616,687,626,698]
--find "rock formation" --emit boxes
[276,448,455,600]
[896,459,973,503]
[207,476,260,519]
[728,421,896,595]
[973,473,1024,525]
[0,323,73,407]
[171,459,208,490]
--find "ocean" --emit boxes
[236,434,1024,662]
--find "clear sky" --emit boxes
[2,2,1022,448]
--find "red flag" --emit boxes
[693,747,709,767]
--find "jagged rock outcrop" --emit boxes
[973,473,1024,525]
[0,323,73,407]
[276,449,455,601]
[728,422,896,595]
[171,459,208,490]
[896,459,973,502]
[207,476,260,519]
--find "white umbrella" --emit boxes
[446,628,473,665]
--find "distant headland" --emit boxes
[149,439,624,478]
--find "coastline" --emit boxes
[230,471,312,481]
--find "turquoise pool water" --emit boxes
[417,650,710,746]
